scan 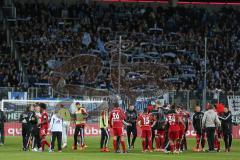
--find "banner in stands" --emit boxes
[227,95,240,114]
[8,92,27,100]
[4,122,240,139]
[227,95,240,124]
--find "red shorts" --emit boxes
[141,130,151,139]
[168,130,179,141]
[40,128,48,138]
[113,128,123,136]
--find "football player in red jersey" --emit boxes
[137,108,155,152]
[166,105,185,154]
[176,106,186,152]
[38,103,50,151]
[109,102,129,153]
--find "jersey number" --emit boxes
[168,115,175,124]
[113,113,120,120]
[143,117,150,125]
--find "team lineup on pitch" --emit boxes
[0,100,239,160]
[2,101,232,156]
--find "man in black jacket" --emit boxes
[28,104,39,151]
[0,109,6,145]
[192,106,205,151]
[125,105,138,149]
[154,101,166,151]
[19,106,32,151]
[219,107,232,152]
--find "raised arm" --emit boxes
[215,113,221,127]
[218,113,231,121]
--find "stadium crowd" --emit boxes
[0,31,20,87]
[1,2,240,91]
[0,1,238,158]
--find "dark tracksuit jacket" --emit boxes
[219,112,232,135]
[192,111,204,135]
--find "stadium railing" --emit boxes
[0,87,239,112]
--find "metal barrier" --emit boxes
[1,87,239,112]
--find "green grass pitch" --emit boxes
[0,137,239,160]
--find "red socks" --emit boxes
[176,141,180,151]
[113,140,126,152]
[142,140,146,151]
[148,140,152,150]
[217,141,220,150]
[113,140,117,152]
[202,138,206,148]
[41,140,50,151]
[159,136,165,149]
[196,137,200,149]
[120,141,126,152]
[155,137,160,149]
[170,143,174,152]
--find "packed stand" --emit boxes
[0,31,20,87]
[8,2,240,91]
